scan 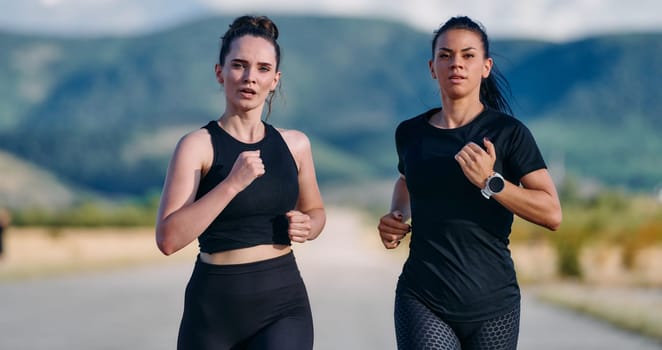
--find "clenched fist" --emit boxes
[226,150,265,192]
[286,210,312,243]
[378,210,411,249]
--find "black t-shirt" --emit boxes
[395,107,546,322]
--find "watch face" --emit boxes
[488,176,505,193]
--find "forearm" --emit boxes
[156,181,240,255]
[390,176,411,220]
[303,207,326,241]
[493,181,562,231]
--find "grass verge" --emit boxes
[535,282,662,342]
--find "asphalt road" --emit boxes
[1,209,660,349]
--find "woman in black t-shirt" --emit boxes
[377,16,562,350]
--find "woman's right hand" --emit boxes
[225,150,265,192]
[378,210,411,249]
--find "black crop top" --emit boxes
[195,121,299,253]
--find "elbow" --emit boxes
[546,210,563,231]
[158,242,176,256]
[156,237,175,256]
[156,227,177,256]
[547,221,561,232]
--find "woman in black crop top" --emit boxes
[155,15,325,350]
[377,16,562,350]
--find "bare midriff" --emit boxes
[199,244,291,265]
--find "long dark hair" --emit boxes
[432,16,513,115]
[219,15,281,117]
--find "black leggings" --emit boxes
[177,252,313,350]
[395,288,520,350]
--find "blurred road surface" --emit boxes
[1,208,660,349]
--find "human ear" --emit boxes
[271,71,281,91]
[482,57,493,78]
[215,64,224,84]
[429,60,436,79]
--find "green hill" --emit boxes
[0,15,660,201]
[0,150,78,209]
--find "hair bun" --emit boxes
[228,15,279,40]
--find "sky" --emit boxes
[1,0,661,41]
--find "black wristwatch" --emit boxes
[481,172,505,199]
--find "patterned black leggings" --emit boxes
[394,289,520,350]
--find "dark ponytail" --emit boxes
[432,16,513,115]
[219,15,282,118]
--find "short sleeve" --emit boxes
[505,121,547,182]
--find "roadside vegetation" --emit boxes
[511,176,662,280]
[9,194,160,228]
[3,179,661,342]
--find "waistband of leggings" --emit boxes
[194,250,296,275]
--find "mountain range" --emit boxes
[0,15,660,208]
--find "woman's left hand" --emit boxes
[286,210,312,243]
[455,137,496,188]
